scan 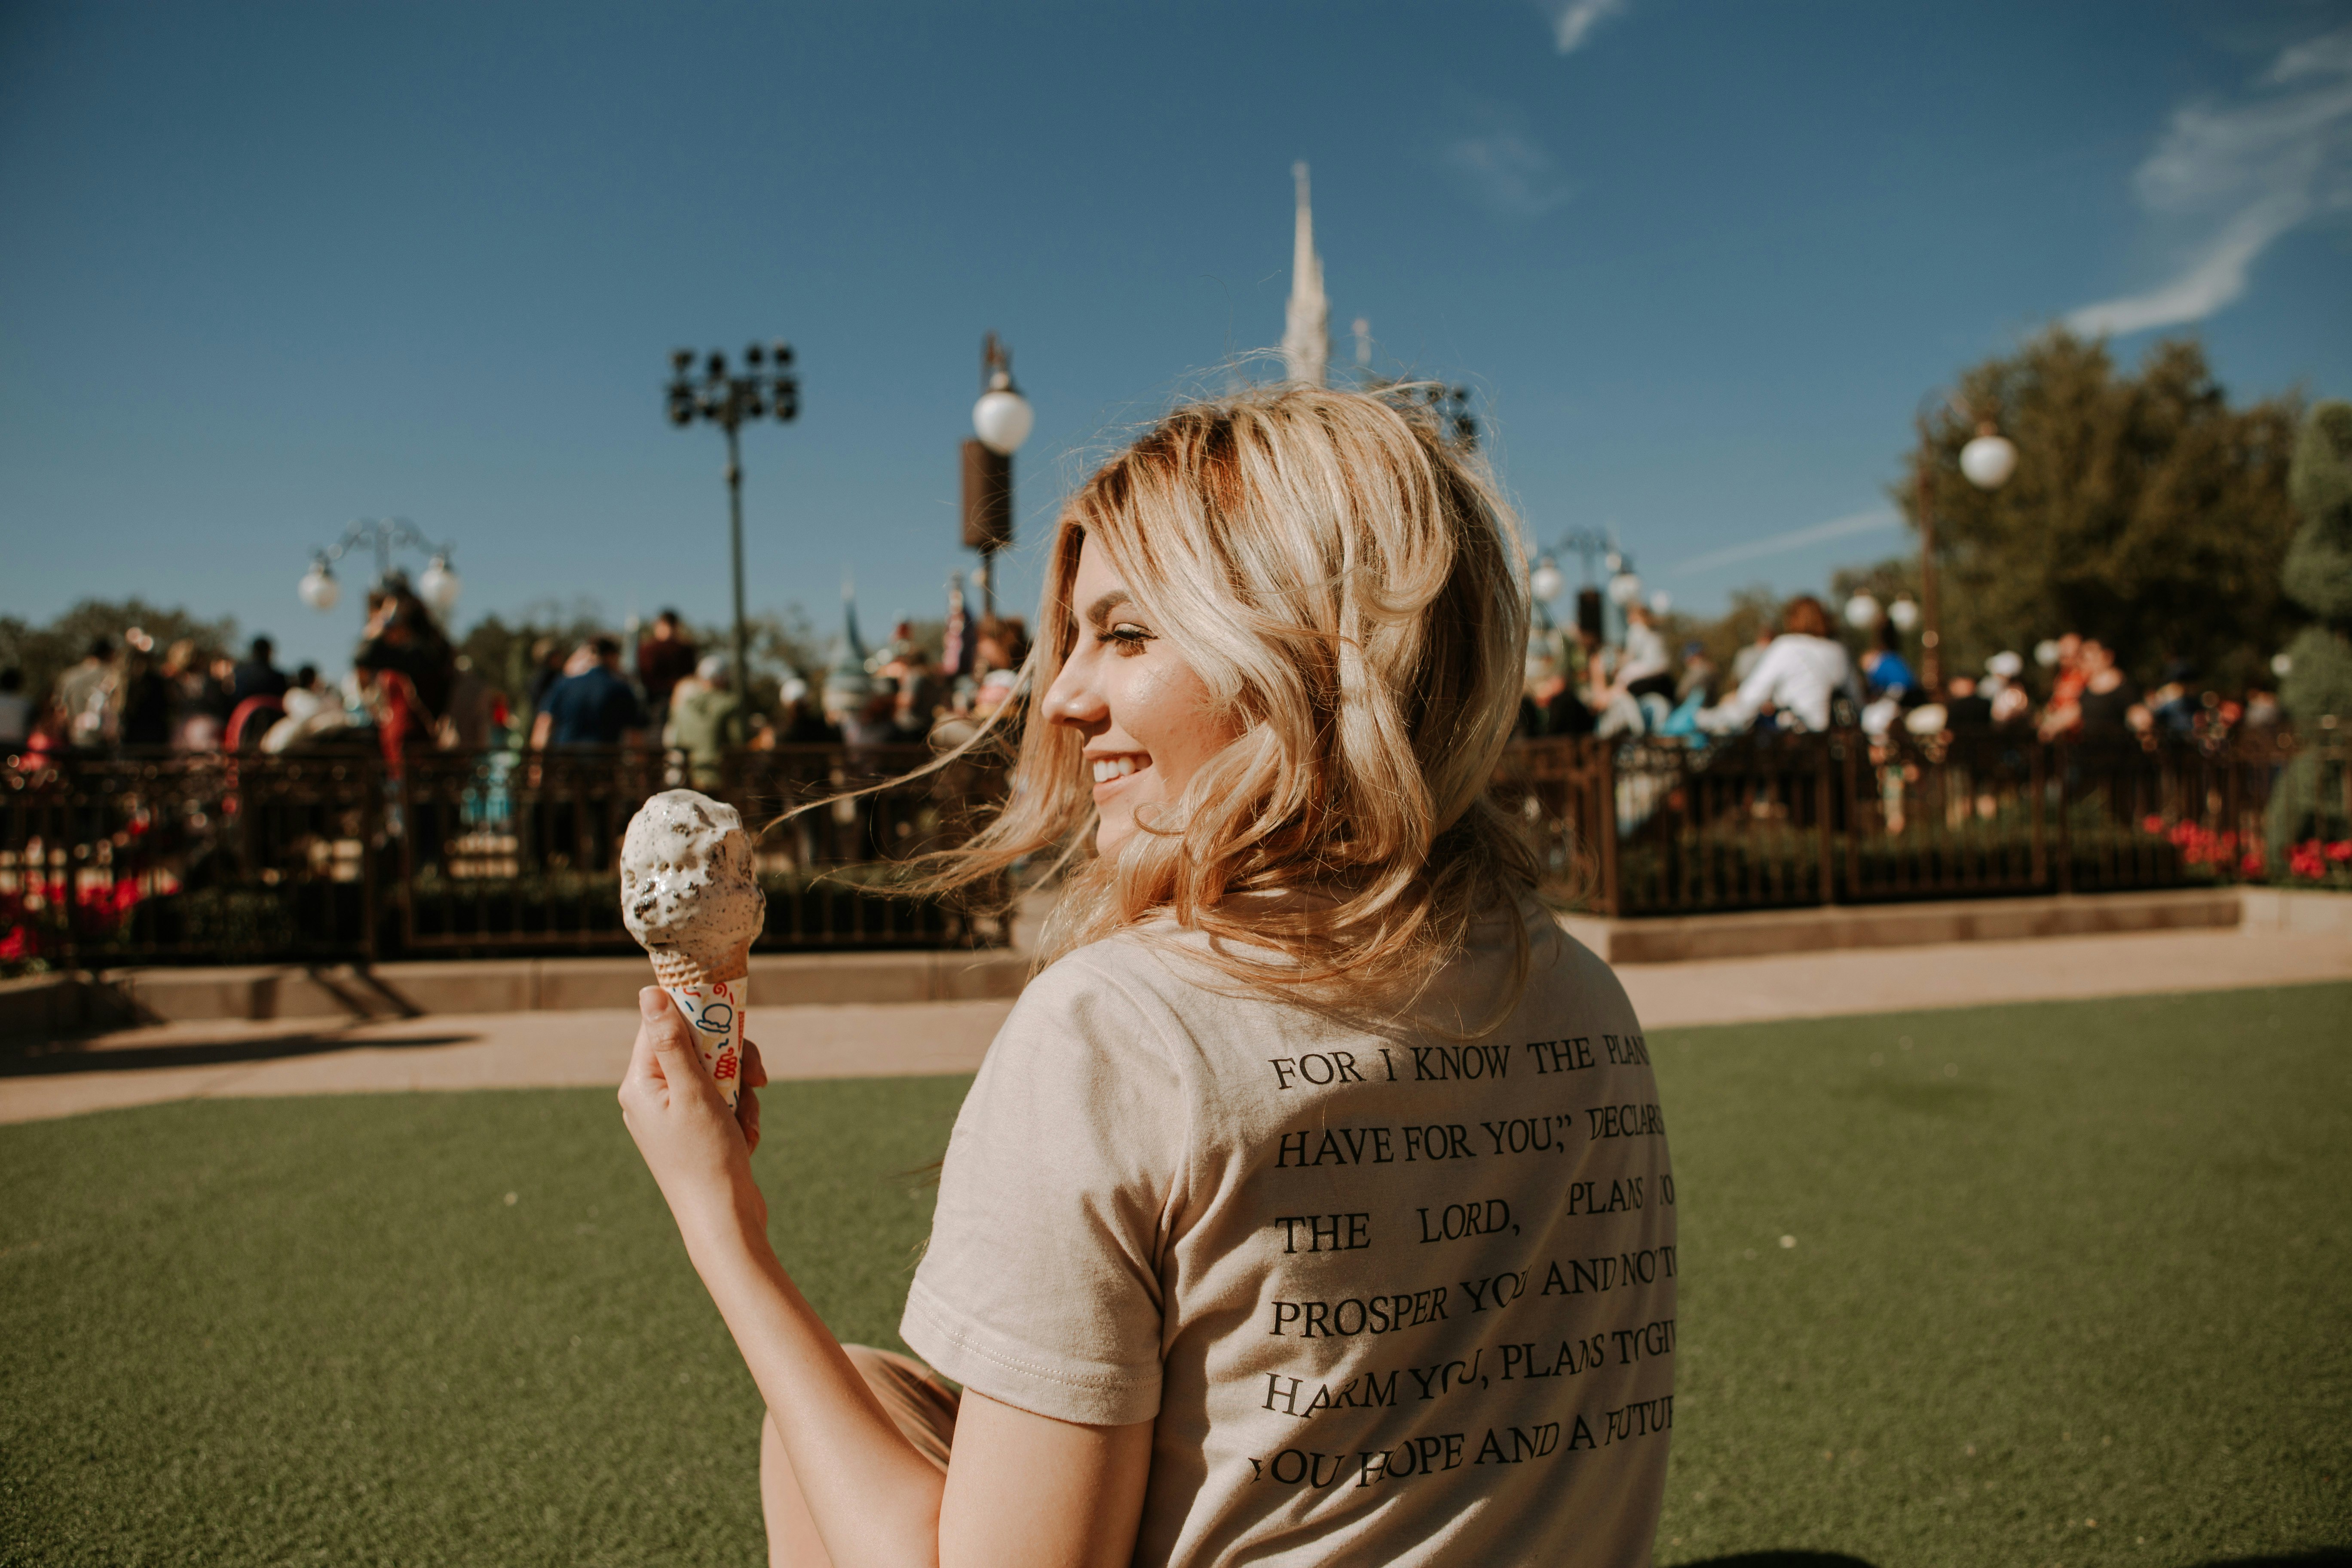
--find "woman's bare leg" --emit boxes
[761,1408,832,1568]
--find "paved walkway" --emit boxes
[3,927,2344,1126]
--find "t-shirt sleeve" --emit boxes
[900,950,1187,1427]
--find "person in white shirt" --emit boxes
[617,386,1674,1568]
[1699,595,1861,733]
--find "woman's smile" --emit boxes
[1087,751,1150,793]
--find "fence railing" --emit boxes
[3,730,2342,966]
[1498,729,2343,917]
[2,743,1012,968]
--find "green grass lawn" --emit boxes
[2,984,2346,1567]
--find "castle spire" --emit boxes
[1281,161,1329,388]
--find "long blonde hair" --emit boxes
[914,384,1538,1006]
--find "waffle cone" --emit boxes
[646,942,751,988]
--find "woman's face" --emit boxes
[1043,536,1238,857]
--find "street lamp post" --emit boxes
[1914,413,2017,692]
[666,341,800,701]
[963,333,1033,621]
[300,518,462,618]
[1528,528,1626,646]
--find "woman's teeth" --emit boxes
[1091,756,1142,784]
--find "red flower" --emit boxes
[2328,841,2352,863]
[2142,815,2165,835]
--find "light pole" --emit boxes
[1528,529,1624,646]
[963,333,1032,620]
[300,518,461,618]
[1914,412,2016,692]
[667,341,799,701]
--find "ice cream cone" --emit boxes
[619,789,767,1111]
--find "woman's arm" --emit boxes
[619,989,1152,1568]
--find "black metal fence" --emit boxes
[3,731,2342,967]
[1497,729,2344,917]
[1,743,1011,968]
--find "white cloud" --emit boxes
[1669,508,1901,576]
[1441,104,1574,217]
[1550,0,1626,55]
[2067,25,2352,337]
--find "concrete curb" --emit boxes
[1,948,1030,1038]
[1559,887,2254,965]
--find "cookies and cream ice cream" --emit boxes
[620,789,766,1107]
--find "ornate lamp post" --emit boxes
[962,333,1032,620]
[666,340,800,700]
[1914,413,2016,692]
[300,518,461,618]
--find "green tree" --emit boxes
[2269,399,2352,858]
[1901,330,2301,690]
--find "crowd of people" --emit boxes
[5,577,2290,781]
[0,585,1037,785]
[1515,594,2285,751]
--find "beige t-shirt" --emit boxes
[901,903,1675,1567]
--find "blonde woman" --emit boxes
[621,387,1676,1567]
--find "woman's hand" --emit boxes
[619,986,767,1243]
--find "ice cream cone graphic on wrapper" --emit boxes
[620,790,766,1109]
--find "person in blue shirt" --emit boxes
[530,636,648,749]
[1859,625,1920,704]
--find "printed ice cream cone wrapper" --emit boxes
[658,968,747,1109]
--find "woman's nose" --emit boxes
[1042,653,1107,728]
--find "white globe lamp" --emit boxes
[1960,424,2018,490]
[973,386,1034,456]
[1888,595,1920,633]
[299,560,340,612]
[1607,571,1642,608]
[1648,589,1672,616]
[1529,558,1564,604]
[1844,591,1883,632]
[418,554,462,615]
[2034,639,2062,669]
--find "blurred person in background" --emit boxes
[2073,640,2138,741]
[231,636,289,704]
[526,637,567,714]
[54,637,120,751]
[116,642,174,749]
[2037,633,2089,740]
[352,645,430,769]
[360,583,456,725]
[1609,601,1674,705]
[637,609,698,730]
[669,655,748,788]
[531,636,648,750]
[1943,676,1995,732]
[440,655,494,750]
[1859,625,1920,706]
[1700,595,1861,734]
[776,677,839,744]
[1730,623,1773,686]
[972,615,1030,677]
[2242,688,2282,733]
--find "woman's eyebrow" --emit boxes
[1081,589,1134,627]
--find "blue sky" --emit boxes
[3,0,2349,675]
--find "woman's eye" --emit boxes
[1099,622,1153,655]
